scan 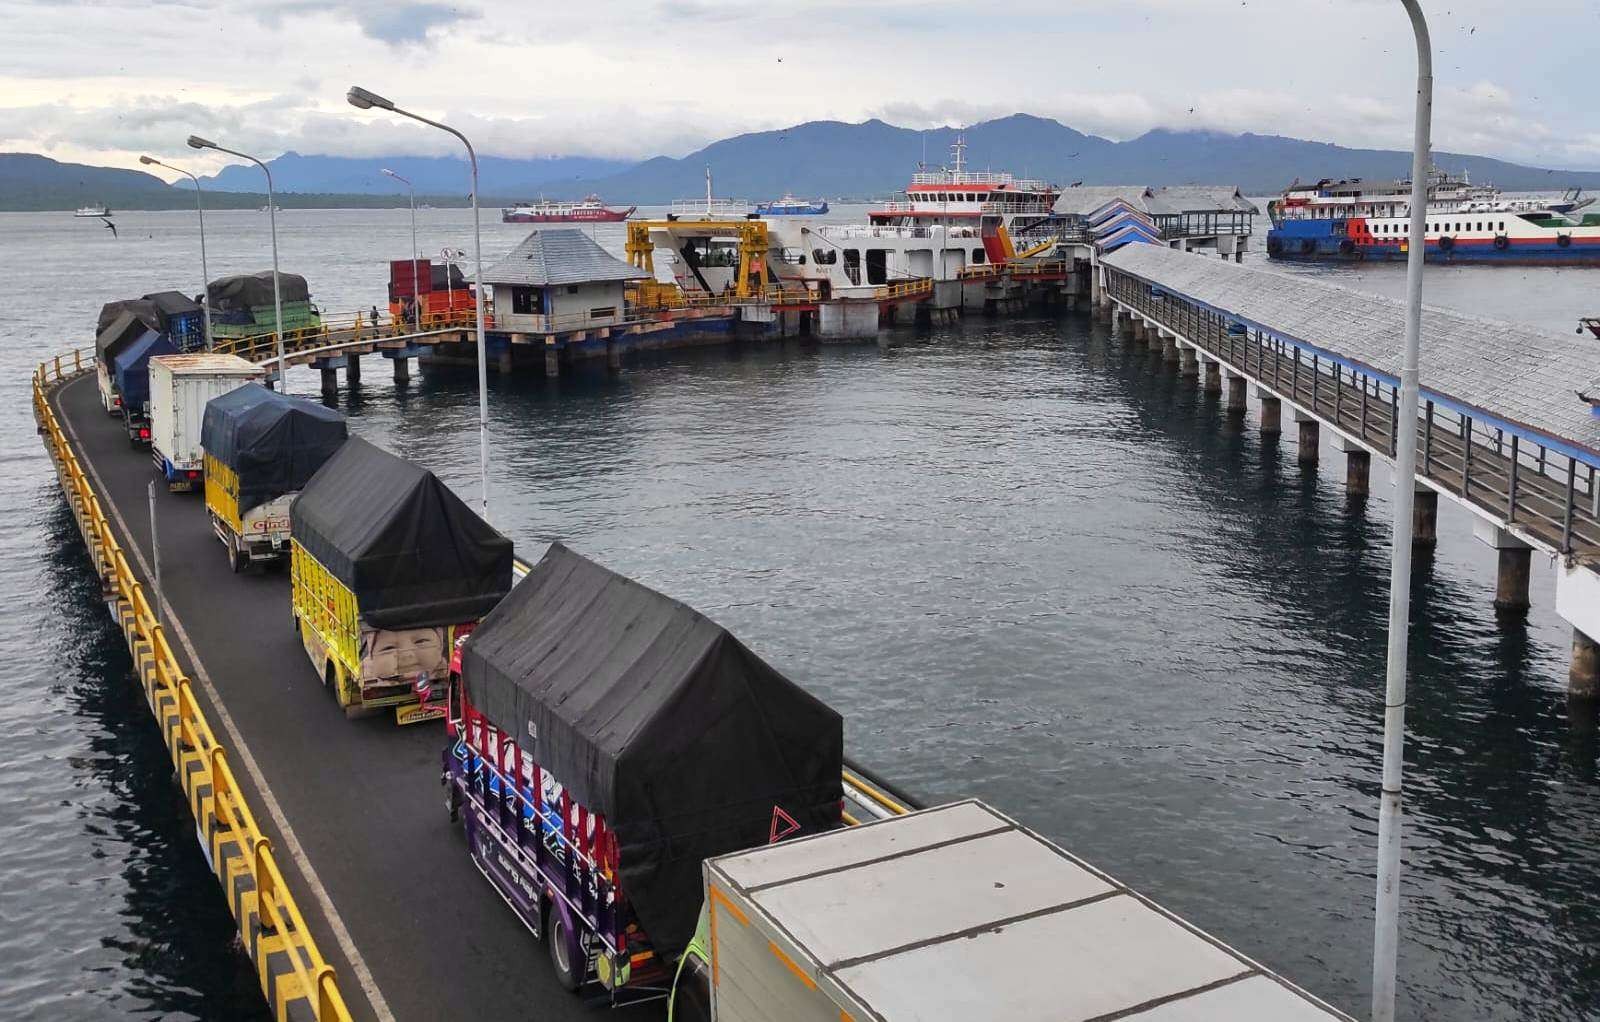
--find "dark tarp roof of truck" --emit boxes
[202,384,349,514]
[108,329,178,407]
[96,304,162,355]
[141,290,202,320]
[460,542,844,956]
[207,271,311,312]
[290,436,513,629]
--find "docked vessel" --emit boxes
[501,195,636,224]
[1267,169,1600,265]
[75,203,111,218]
[755,194,829,216]
[869,135,1060,235]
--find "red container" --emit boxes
[389,259,432,297]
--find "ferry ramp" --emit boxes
[42,366,908,1022]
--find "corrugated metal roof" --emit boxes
[1055,185,1152,217]
[1145,186,1259,216]
[477,229,649,287]
[1103,244,1600,461]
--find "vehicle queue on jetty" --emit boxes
[64,236,1360,1020]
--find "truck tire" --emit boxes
[548,910,583,992]
[445,779,460,823]
[227,537,244,574]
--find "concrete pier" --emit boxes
[1495,547,1533,614]
[392,356,410,383]
[345,352,361,387]
[606,338,622,372]
[1179,346,1198,378]
[1573,630,1600,699]
[1225,373,1246,415]
[320,364,338,396]
[1345,449,1371,496]
[1203,359,1222,395]
[1296,414,1319,467]
[1258,389,1281,436]
[1413,487,1439,547]
[1162,333,1180,366]
[819,300,880,340]
[541,343,557,377]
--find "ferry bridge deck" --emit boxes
[1096,243,1600,691]
[41,366,908,1022]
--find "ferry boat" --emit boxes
[501,195,635,224]
[868,136,1060,235]
[1267,169,1600,265]
[755,194,829,216]
[75,203,111,218]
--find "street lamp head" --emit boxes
[347,86,394,111]
[139,155,158,165]
[187,135,216,150]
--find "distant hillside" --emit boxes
[6,116,1600,211]
[556,115,1600,200]
[0,153,175,209]
[196,152,636,197]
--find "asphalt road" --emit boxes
[55,373,660,1022]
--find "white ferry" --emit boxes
[75,203,111,218]
[1267,168,1600,265]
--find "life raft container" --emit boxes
[1557,234,1573,248]
[1493,235,1510,251]
[1438,235,1456,253]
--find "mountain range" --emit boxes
[5,113,1600,211]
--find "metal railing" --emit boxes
[874,278,934,301]
[33,350,354,1022]
[1106,270,1600,561]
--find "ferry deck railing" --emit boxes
[1104,269,1600,562]
[33,349,355,1022]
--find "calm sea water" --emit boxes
[2,207,1598,1020]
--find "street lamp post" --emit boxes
[348,86,490,522]
[382,168,420,330]
[1372,4,1432,1022]
[187,135,285,384]
[140,155,213,350]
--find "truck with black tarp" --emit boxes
[208,271,320,339]
[444,542,843,1002]
[202,383,347,571]
[103,322,178,446]
[95,293,206,421]
[291,437,512,724]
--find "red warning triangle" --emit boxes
[769,805,800,844]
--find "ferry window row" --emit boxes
[1370,220,1507,234]
[922,193,983,203]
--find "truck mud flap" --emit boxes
[395,700,447,726]
[465,810,545,940]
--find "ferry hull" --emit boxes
[502,207,634,224]
[1268,229,1600,267]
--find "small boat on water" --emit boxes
[75,203,111,218]
[755,194,829,216]
[501,195,635,224]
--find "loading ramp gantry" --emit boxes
[625,217,771,301]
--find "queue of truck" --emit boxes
[85,278,1356,1022]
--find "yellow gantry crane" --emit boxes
[626,218,771,300]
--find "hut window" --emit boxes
[589,307,616,320]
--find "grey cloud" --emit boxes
[251,0,478,44]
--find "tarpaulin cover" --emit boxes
[108,329,178,409]
[291,436,512,629]
[202,384,349,513]
[141,291,202,320]
[96,304,162,355]
[460,542,844,956]
[208,271,311,312]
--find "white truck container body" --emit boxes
[148,354,263,491]
[704,800,1354,1022]
[96,360,122,415]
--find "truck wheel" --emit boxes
[548,911,583,992]
[323,662,338,698]
[227,538,244,574]
[445,780,460,823]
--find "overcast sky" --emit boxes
[3,0,1596,179]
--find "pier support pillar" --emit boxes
[1203,359,1222,395]
[1296,414,1319,467]
[1260,395,1281,435]
[1110,308,1124,339]
[541,344,558,377]
[344,352,361,387]
[1226,373,1247,415]
[1412,486,1438,547]
[320,365,338,397]
[1572,630,1600,700]
[1162,333,1180,366]
[1494,547,1533,615]
[392,356,410,384]
[1179,346,1198,378]
[1345,449,1371,495]
[606,339,622,372]
[495,346,513,375]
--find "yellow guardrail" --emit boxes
[213,308,481,363]
[33,349,354,1022]
[874,278,935,301]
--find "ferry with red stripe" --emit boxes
[501,195,636,224]
[1266,169,1599,266]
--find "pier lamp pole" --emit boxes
[186,136,285,384]
[140,155,213,350]
[382,168,420,329]
[1372,3,1432,1021]
[349,86,490,521]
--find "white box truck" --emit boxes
[148,354,264,492]
[672,800,1354,1022]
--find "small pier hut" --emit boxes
[478,229,648,333]
[1054,184,1257,258]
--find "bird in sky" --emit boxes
[98,216,117,238]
